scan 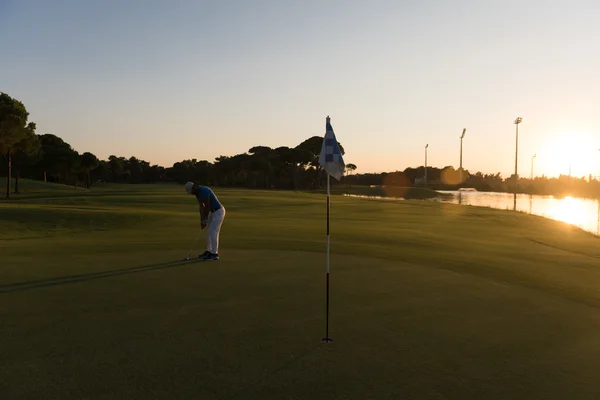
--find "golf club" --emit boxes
[186,227,204,260]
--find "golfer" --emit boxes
[185,182,226,260]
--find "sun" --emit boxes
[536,134,599,178]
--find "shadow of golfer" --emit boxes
[0,258,202,294]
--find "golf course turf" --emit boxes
[2,179,600,399]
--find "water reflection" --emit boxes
[344,191,600,235]
[439,191,600,234]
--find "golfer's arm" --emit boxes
[205,196,211,216]
[199,201,207,221]
[199,197,210,221]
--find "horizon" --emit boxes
[2,0,599,179]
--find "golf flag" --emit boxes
[319,116,345,180]
[319,115,345,343]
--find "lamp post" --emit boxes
[531,154,536,180]
[424,144,428,185]
[459,128,466,182]
[513,117,522,211]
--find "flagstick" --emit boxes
[323,172,333,343]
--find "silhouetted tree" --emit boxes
[80,152,99,188]
[11,125,600,200]
[0,92,32,198]
[12,124,41,193]
[108,155,127,182]
[295,136,345,189]
[37,134,78,184]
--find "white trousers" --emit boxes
[206,207,225,254]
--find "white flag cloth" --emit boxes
[318,118,345,181]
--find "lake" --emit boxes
[344,190,600,235]
[437,190,600,235]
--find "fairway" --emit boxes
[3,182,600,399]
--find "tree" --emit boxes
[91,160,110,183]
[37,134,78,184]
[169,159,197,184]
[63,149,81,187]
[295,136,323,170]
[127,156,143,183]
[80,152,99,188]
[0,92,31,198]
[346,163,357,175]
[269,146,299,189]
[12,123,41,193]
[248,146,273,188]
[248,146,272,157]
[146,164,166,183]
[107,155,127,182]
[213,154,252,187]
[345,163,357,187]
[295,136,345,188]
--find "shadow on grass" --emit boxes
[0,258,204,294]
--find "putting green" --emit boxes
[2,182,600,398]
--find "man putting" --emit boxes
[185,182,226,260]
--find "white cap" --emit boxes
[184,181,194,195]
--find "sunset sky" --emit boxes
[2,0,599,178]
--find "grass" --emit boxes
[2,179,600,399]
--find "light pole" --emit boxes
[531,154,536,180]
[459,128,466,182]
[424,144,429,185]
[513,117,522,211]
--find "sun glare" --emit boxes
[537,134,599,178]
[545,196,594,230]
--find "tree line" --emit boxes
[346,166,600,199]
[0,92,357,198]
[2,91,600,200]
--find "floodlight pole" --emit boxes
[513,117,522,211]
[424,144,428,185]
[459,128,466,182]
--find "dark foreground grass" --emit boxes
[2,180,600,399]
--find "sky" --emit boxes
[2,0,600,178]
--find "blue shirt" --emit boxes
[195,186,222,212]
